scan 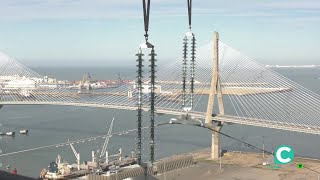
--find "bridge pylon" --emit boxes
[205,32,225,159]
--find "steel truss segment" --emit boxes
[135,49,144,165]
[181,32,196,109]
[149,48,157,165]
[134,46,157,165]
[182,36,188,107]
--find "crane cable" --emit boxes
[142,0,151,42]
[187,0,192,30]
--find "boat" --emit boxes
[19,129,29,134]
[40,118,137,179]
[169,118,177,124]
[6,132,15,136]
[0,132,5,135]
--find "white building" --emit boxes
[132,84,161,94]
[5,79,36,89]
[0,75,21,81]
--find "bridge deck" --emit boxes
[1,101,319,135]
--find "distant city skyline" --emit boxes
[0,0,319,66]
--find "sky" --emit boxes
[0,0,319,67]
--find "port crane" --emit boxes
[69,142,81,170]
[66,118,119,173]
[99,117,115,164]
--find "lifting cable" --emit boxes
[182,0,196,110]
[142,0,151,42]
[187,0,192,30]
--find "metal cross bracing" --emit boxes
[0,40,320,136]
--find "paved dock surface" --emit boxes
[156,148,320,180]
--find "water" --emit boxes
[0,67,319,178]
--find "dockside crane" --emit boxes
[68,118,117,173]
[69,142,81,170]
[99,117,115,164]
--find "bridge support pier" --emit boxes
[211,123,223,159]
[0,105,2,110]
[205,32,225,159]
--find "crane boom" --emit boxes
[70,143,78,157]
[100,117,115,158]
[69,143,80,170]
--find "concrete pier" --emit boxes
[212,125,222,159]
[205,32,225,159]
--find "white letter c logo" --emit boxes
[276,147,291,163]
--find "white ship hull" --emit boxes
[6,132,15,136]
[20,129,28,134]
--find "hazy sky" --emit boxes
[0,0,319,66]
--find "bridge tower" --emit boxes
[205,32,225,159]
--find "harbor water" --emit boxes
[0,67,319,178]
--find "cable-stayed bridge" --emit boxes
[0,33,320,159]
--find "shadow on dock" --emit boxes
[0,170,36,180]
